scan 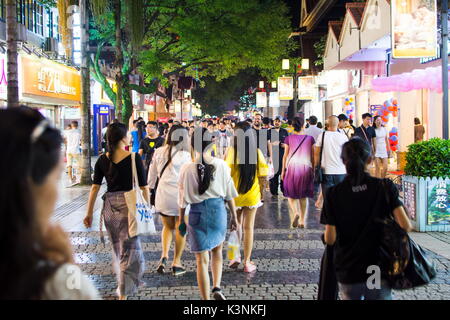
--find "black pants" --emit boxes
[269,168,284,195]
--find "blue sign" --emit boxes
[99,106,109,114]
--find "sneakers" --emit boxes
[156,257,167,274]
[243,261,257,273]
[172,266,187,276]
[212,287,226,300]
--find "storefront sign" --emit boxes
[318,85,327,101]
[99,106,109,115]
[256,92,267,107]
[298,76,316,100]
[403,181,417,220]
[391,0,438,58]
[326,70,348,98]
[21,55,81,101]
[144,94,156,112]
[269,92,280,107]
[427,180,449,225]
[278,77,293,100]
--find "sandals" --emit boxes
[292,215,300,228]
[172,266,187,276]
[156,257,167,274]
[229,258,241,269]
[244,261,257,273]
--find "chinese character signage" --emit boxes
[427,180,450,225]
[391,0,438,58]
[21,55,81,102]
[278,77,293,101]
[403,181,417,220]
[256,92,267,108]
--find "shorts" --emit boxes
[66,153,80,168]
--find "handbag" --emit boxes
[150,149,178,206]
[314,132,325,184]
[377,180,437,290]
[124,153,156,238]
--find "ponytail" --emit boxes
[341,137,371,185]
[191,127,215,195]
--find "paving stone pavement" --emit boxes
[58,186,450,300]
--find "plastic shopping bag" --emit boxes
[227,231,241,261]
[266,162,275,181]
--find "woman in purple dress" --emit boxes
[281,116,315,228]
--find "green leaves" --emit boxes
[405,138,450,178]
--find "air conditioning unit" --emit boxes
[44,37,58,53]
[16,24,28,42]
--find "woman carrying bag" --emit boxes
[149,124,191,276]
[84,122,148,300]
[178,128,239,300]
[322,138,412,300]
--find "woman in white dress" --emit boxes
[149,124,192,276]
[372,116,390,178]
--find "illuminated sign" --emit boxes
[256,92,267,107]
[99,106,109,114]
[278,77,293,100]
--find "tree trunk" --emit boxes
[6,0,19,108]
[79,0,92,185]
[113,0,123,121]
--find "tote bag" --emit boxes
[125,153,156,237]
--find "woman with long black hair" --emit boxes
[322,137,412,300]
[84,122,148,300]
[149,124,191,276]
[178,127,239,300]
[0,106,98,299]
[130,120,146,153]
[225,121,268,273]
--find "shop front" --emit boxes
[19,54,81,130]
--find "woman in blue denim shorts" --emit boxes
[178,128,239,300]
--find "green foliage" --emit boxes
[313,35,326,67]
[405,138,450,178]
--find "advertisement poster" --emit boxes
[298,76,316,100]
[256,92,267,107]
[403,181,417,220]
[391,0,438,58]
[427,180,450,225]
[269,92,280,107]
[278,77,293,100]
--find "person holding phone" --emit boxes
[178,127,239,300]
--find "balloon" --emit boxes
[390,127,398,133]
[382,116,389,122]
[391,146,398,152]
[390,135,398,142]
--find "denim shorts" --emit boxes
[338,280,393,300]
[187,198,227,253]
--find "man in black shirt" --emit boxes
[139,121,165,172]
[354,113,376,154]
[269,116,289,196]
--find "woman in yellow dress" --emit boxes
[226,121,268,273]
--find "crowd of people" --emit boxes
[1,106,413,301]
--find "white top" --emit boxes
[148,145,192,216]
[178,157,238,208]
[374,127,388,158]
[305,125,323,143]
[315,131,348,175]
[64,129,81,154]
[42,263,100,300]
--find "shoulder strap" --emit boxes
[361,126,370,142]
[286,135,307,167]
[318,132,325,168]
[159,148,179,179]
[131,152,139,190]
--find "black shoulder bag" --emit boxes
[377,179,437,290]
[150,149,179,206]
[286,136,307,168]
[314,132,325,184]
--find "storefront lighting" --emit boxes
[271,81,277,88]
[282,59,290,70]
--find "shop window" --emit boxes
[0,0,5,21]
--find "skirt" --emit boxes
[187,198,227,253]
[101,191,145,296]
[283,164,314,199]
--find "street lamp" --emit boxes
[282,59,290,70]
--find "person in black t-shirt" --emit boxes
[354,113,376,154]
[322,138,412,300]
[269,116,289,195]
[139,121,165,172]
[84,122,148,300]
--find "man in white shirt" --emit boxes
[64,121,81,183]
[305,116,323,142]
[314,115,348,197]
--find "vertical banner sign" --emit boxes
[298,76,316,100]
[427,180,449,225]
[403,181,417,220]
[269,92,280,107]
[278,77,293,100]
[391,0,438,58]
[256,92,267,107]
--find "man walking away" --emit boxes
[269,116,289,196]
[64,120,81,185]
[304,115,323,142]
